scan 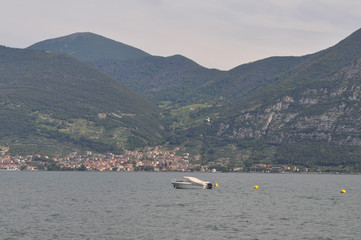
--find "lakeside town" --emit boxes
[0,145,310,173]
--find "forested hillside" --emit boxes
[0,46,164,155]
[14,28,361,171]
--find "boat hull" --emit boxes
[172,181,204,189]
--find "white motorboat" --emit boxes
[172,176,213,189]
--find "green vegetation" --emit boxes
[0,46,164,155]
[3,28,361,172]
[275,141,361,167]
[168,104,213,129]
[88,55,225,105]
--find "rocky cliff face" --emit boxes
[218,56,361,146]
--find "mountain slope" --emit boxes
[28,32,150,62]
[201,28,361,169]
[0,46,164,154]
[194,56,308,102]
[27,33,223,105]
[24,29,361,170]
[27,32,307,107]
[91,54,224,104]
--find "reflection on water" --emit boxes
[0,172,360,239]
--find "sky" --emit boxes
[1,0,361,70]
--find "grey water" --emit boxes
[1,172,360,240]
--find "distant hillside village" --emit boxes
[0,146,207,172]
[0,145,309,173]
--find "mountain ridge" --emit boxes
[28,32,150,62]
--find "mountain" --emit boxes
[25,29,361,171]
[197,28,361,170]
[90,55,225,104]
[27,33,224,105]
[0,46,164,155]
[28,32,150,62]
[28,33,307,107]
[220,28,361,138]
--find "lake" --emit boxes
[0,172,360,239]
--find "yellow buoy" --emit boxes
[254,185,259,189]
[214,183,219,187]
[341,189,346,193]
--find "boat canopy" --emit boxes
[183,176,210,186]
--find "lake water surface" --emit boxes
[1,172,360,239]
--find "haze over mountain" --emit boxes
[10,28,361,170]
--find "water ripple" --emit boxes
[0,172,360,239]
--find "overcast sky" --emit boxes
[1,0,361,70]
